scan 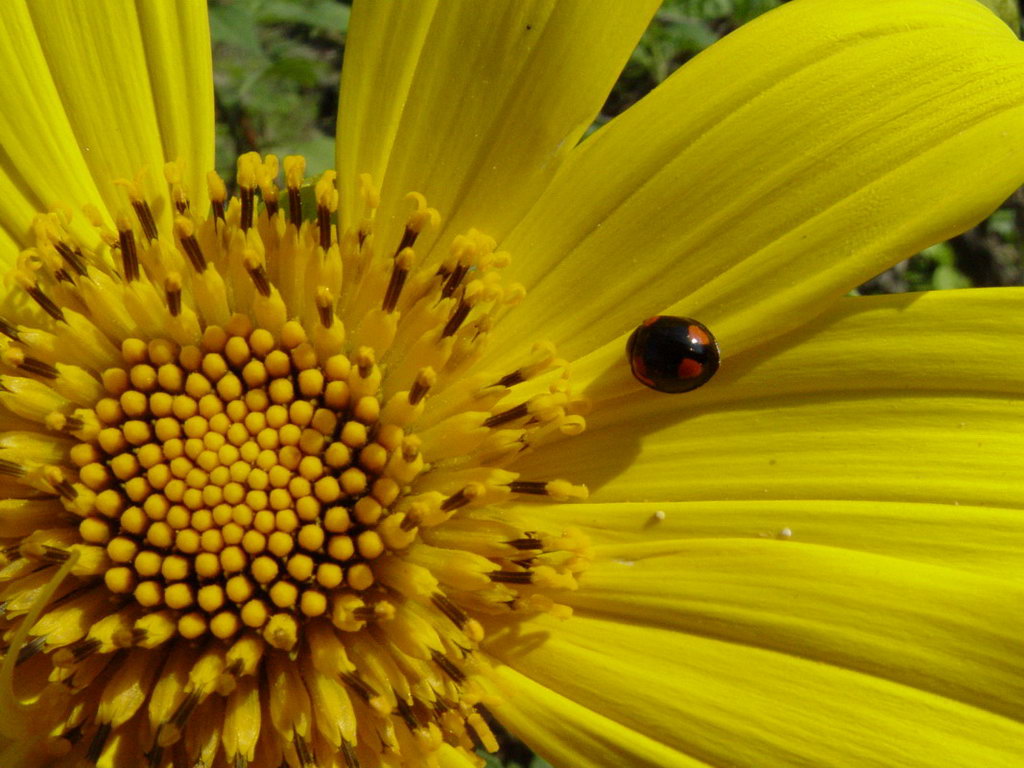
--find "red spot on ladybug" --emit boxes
[676,357,703,380]
[626,316,719,393]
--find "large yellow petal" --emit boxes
[486,601,1024,767]
[503,498,1024,584]
[135,0,214,215]
[490,665,707,768]
[0,0,107,252]
[575,541,1024,717]
[510,288,1024,508]
[336,0,658,259]
[488,0,1024,364]
[26,0,198,226]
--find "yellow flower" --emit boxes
[0,1,1021,767]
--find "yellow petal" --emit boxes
[27,0,185,223]
[504,498,1024,584]
[490,665,704,768]
[581,541,1024,715]
[491,0,1024,363]
[0,0,107,249]
[511,289,1024,508]
[336,0,658,257]
[135,0,215,215]
[487,605,1024,768]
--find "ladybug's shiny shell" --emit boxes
[626,316,720,393]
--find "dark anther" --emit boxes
[41,545,70,563]
[165,283,182,317]
[288,187,302,226]
[170,689,202,728]
[340,672,377,703]
[265,197,279,219]
[246,261,271,297]
[397,225,418,254]
[395,698,420,730]
[409,373,432,406]
[240,186,255,232]
[179,233,207,272]
[440,486,475,512]
[16,634,47,665]
[441,299,472,338]
[483,402,529,428]
[63,721,85,745]
[431,650,466,683]
[131,200,158,242]
[382,260,409,313]
[341,740,361,768]
[86,722,112,764]
[54,241,87,276]
[494,369,526,388]
[294,731,315,767]
[212,198,226,223]
[317,204,331,251]
[145,744,164,768]
[0,317,19,342]
[60,415,84,433]
[506,537,544,551]
[19,356,58,379]
[489,570,534,584]
[431,592,469,628]
[441,263,469,300]
[67,637,101,663]
[118,227,139,283]
[317,299,333,329]
[0,459,25,478]
[25,285,65,322]
[51,475,78,500]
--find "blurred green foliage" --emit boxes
[209,0,347,179]
[209,0,1022,762]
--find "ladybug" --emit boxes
[626,316,720,393]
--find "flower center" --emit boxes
[72,316,424,644]
[0,153,591,767]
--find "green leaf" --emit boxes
[209,2,264,56]
[256,0,350,33]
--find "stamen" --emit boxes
[316,287,334,328]
[442,296,473,338]
[408,368,435,406]
[244,253,271,297]
[132,200,159,242]
[117,225,140,286]
[175,218,207,272]
[164,274,182,317]
[17,275,64,322]
[483,401,529,428]
[506,537,544,551]
[382,248,414,313]
[441,262,469,300]
[86,722,112,763]
[0,318,19,342]
[284,155,306,226]
[208,171,227,223]
[53,241,87,276]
